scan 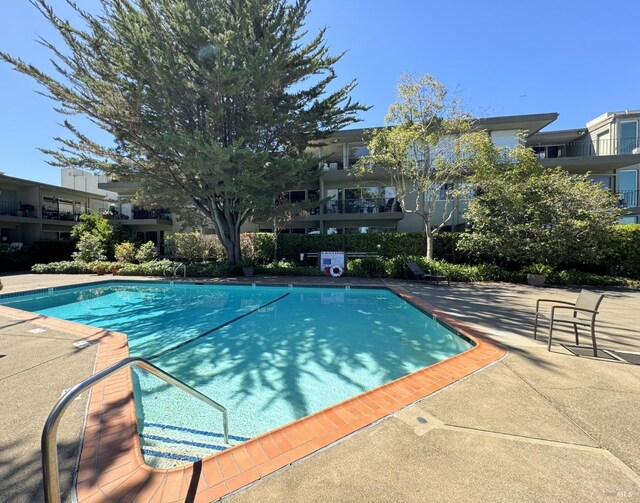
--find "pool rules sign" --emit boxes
[320,251,346,277]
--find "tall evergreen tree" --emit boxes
[1,0,365,263]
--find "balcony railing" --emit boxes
[42,208,87,221]
[617,190,639,209]
[0,201,38,218]
[324,197,401,215]
[132,208,172,221]
[532,137,640,159]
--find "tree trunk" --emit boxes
[203,200,243,265]
[424,219,434,260]
[272,218,279,261]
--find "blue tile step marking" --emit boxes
[140,422,251,467]
[140,433,228,452]
[145,421,250,443]
[141,449,201,463]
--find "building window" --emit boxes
[320,143,344,170]
[589,176,612,189]
[347,143,369,168]
[618,170,638,208]
[532,145,564,159]
[287,190,306,203]
[620,216,638,224]
[619,121,638,154]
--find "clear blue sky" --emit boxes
[1,0,639,186]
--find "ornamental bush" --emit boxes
[135,241,158,263]
[72,234,107,262]
[31,261,93,274]
[116,259,173,276]
[114,241,137,263]
[348,257,387,278]
[165,232,225,262]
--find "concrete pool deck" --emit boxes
[1,274,639,502]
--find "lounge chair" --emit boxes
[407,261,450,286]
[533,290,605,356]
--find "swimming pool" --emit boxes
[1,281,472,466]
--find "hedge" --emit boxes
[0,240,75,272]
[602,224,640,278]
[29,256,639,287]
[252,225,640,277]
[253,232,430,261]
[31,261,93,274]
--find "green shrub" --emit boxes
[255,261,325,277]
[522,264,554,276]
[72,234,107,262]
[265,232,427,261]
[0,240,76,273]
[548,270,640,288]
[165,232,225,262]
[348,257,387,278]
[116,259,173,276]
[600,224,640,278]
[184,261,234,278]
[88,261,112,274]
[114,241,137,263]
[31,261,93,274]
[135,241,157,263]
[71,212,132,260]
[31,240,75,263]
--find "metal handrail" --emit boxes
[163,262,186,278]
[174,262,186,278]
[42,356,228,503]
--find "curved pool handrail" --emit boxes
[163,262,186,278]
[174,262,186,278]
[42,356,228,503]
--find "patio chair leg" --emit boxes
[591,324,598,357]
[573,324,579,345]
[547,319,554,351]
[533,313,539,340]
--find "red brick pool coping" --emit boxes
[0,283,506,502]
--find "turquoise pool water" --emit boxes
[1,282,472,465]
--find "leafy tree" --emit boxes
[1,0,365,264]
[356,73,474,259]
[457,133,621,267]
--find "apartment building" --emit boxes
[0,172,111,246]
[243,111,640,234]
[0,171,174,248]
[527,111,640,223]
[6,110,634,248]
[94,175,174,250]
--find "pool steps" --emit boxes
[140,421,250,467]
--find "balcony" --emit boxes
[617,190,639,210]
[324,197,401,215]
[42,207,86,221]
[532,137,640,159]
[132,208,172,221]
[0,202,38,218]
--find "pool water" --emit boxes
[1,282,472,465]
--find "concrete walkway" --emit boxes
[0,274,639,502]
[0,307,97,502]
